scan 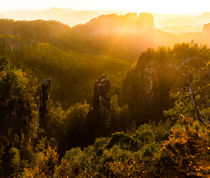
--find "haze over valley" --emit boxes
[1,8,210,33]
[0,1,209,177]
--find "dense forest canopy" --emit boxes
[121,43,210,124]
[0,15,209,107]
[0,28,130,107]
[0,12,209,177]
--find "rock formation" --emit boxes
[138,13,155,32]
[202,23,210,36]
[92,74,111,136]
[120,52,175,125]
[39,78,51,129]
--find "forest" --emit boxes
[0,15,210,177]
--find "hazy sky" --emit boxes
[0,0,210,14]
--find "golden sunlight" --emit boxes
[1,0,210,14]
[108,0,210,14]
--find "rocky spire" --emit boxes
[39,78,51,129]
[93,74,111,135]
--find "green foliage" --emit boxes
[111,95,130,131]
[107,132,139,151]
[0,57,48,177]
[52,120,171,177]
[121,43,210,125]
[9,147,21,173]
[0,19,72,49]
[157,116,210,177]
[46,101,67,144]
[22,146,59,177]
[0,22,130,107]
[164,53,210,122]
[48,115,209,177]
[0,19,209,177]
[0,57,39,136]
[44,101,92,154]
[65,102,90,132]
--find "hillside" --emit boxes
[1,8,210,33]
[0,12,210,177]
[0,14,209,108]
[0,8,100,27]
[0,13,209,60]
[0,43,209,177]
[121,43,210,124]
[0,34,129,107]
[70,12,210,54]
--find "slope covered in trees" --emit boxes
[0,14,209,177]
[0,13,210,62]
[121,43,210,125]
[0,33,130,107]
[0,42,209,176]
[0,8,99,27]
[0,16,208,109]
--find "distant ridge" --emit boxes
[0,13,209,60]
[1,8,210,32]
[0,8,100,27]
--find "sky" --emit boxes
[0,0,210,14]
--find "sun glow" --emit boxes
[108,0,210,14]
[0,0,210,14]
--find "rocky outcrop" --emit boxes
[92,74,111,136]
[138,13,155,32]
[202,23,210,36]
[74,12,156,36]
[120,45,209,126]
[120,50,175,125]
[39,78,51,129]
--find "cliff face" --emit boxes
[121,51,175,124]
[71,12,156,54]
[120,45,209,125]
[73,12,155,36]
[202,23,210,36]
[138,13,155,32]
